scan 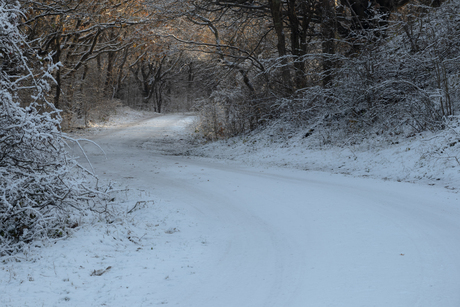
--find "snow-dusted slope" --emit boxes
[188,119,460,191]
[1,111,459,306]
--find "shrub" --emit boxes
[1,1,107,259]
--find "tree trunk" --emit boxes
[321,0,336,87]
[269,0,291,89]
[53,33,62,109]
[104,51,115,97]
[187,62,194,103]
[114,47,130,98]
[288,0,306,89]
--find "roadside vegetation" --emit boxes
[0,1,112,259]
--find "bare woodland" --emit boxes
[1,0,459,255]
[13,0,460,134]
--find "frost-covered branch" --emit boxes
[1,1,109,259]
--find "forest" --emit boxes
[1,0,460,256]
[9,0,460,134]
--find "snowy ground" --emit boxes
[188,118,460,191]
[1,107,460,306]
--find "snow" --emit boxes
[1,107,460,306]
[188,119,460,190]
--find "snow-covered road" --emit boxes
[2,114,460,306]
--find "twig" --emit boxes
[90,266,112,276]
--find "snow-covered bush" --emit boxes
[1,1,107,259]
[269,0,460,145]
[194,87,262,140]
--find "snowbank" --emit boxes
[188,117,460,191]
